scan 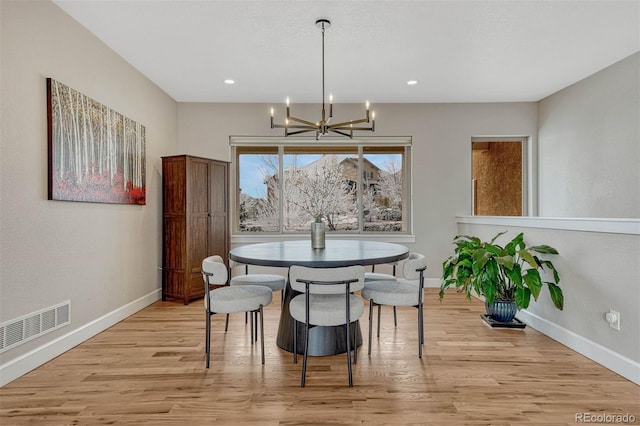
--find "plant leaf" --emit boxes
[485,243,503,256]
[547,283,564,310]
[504,232,524,255]
[489,231,507,245]
[523,269,542,300]
[483,280,496,304]
[540,260,561,284]
[495,255,515,270]
[505,263,522,287]
[530,244,559,255]
[472,249,491,272]
[518,249,538,268]
[515,286,531,309]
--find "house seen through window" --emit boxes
[232,138,411,235]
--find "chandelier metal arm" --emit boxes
[333,126,373,131]
[269,18,375,140]
[326,129,353,138]
[329,117,370,129]
[287,115,319,127]
[272,123,315,131]
[287,128,320,137]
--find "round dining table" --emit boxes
[229,239,410,355]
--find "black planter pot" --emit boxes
[485,299,518,323]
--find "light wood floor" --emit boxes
[1,289,638,425]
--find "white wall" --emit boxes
[0,0,177,381]
[178,102,538,279]
[538,53,640,218]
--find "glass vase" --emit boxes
[311,221,325,249]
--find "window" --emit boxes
[231,137,411,235]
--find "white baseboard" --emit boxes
[516,309,640,385]
[0,289,161,387]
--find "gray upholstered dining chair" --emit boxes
[289,265,365,387]
[229,259,286,304]
[361,252,428,357]
[201,255,273,368]
[365,261,399,327]
[229,258,286,339]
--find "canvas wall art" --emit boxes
[47,78,146,204]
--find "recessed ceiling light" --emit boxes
[407,80,418,86]
[224,79,235,85]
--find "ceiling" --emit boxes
[53,0,639,104]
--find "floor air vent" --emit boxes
[0,301,71,353]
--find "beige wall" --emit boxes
[178,102,539,278]
[0,0,177,367]
[538,53,640,218]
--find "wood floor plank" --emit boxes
[1,289,638,425]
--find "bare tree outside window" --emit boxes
[282,155,356,231]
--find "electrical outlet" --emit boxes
[605,310,620,331]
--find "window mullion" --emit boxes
[278,146,284,233]
[357,146,363,233]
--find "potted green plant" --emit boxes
[439,231,563,323]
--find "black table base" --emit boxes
[276,282,362,356]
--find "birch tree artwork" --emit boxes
[47,78,146,204]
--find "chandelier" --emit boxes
[270,19,375,139]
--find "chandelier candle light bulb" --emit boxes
[269,18,376,139]
[329,94,333,117]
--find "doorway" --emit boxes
[472,139,525,216]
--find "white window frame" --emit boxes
[229,136,415,244]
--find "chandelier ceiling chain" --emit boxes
[270,18,375,139]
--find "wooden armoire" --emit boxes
[162,155,230,304]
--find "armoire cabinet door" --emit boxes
[187,157,211,301]
[208,160,229,262]
[162,155,230,304]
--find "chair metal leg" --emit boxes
[224,314,229,332]
[418,303,424,358]
[368,301,373,355]
[253,311,258,342]
[250,311,254,346]
[245,311,248,324]
[302,318,309,387]
[345,290,353,387]
[293,320,298,364]
[205,312,211,368]
[393,306,398,327]
[259,305,265,365]
[353,320,358,365]
[255,312,258,342]
[377,304,381,338]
